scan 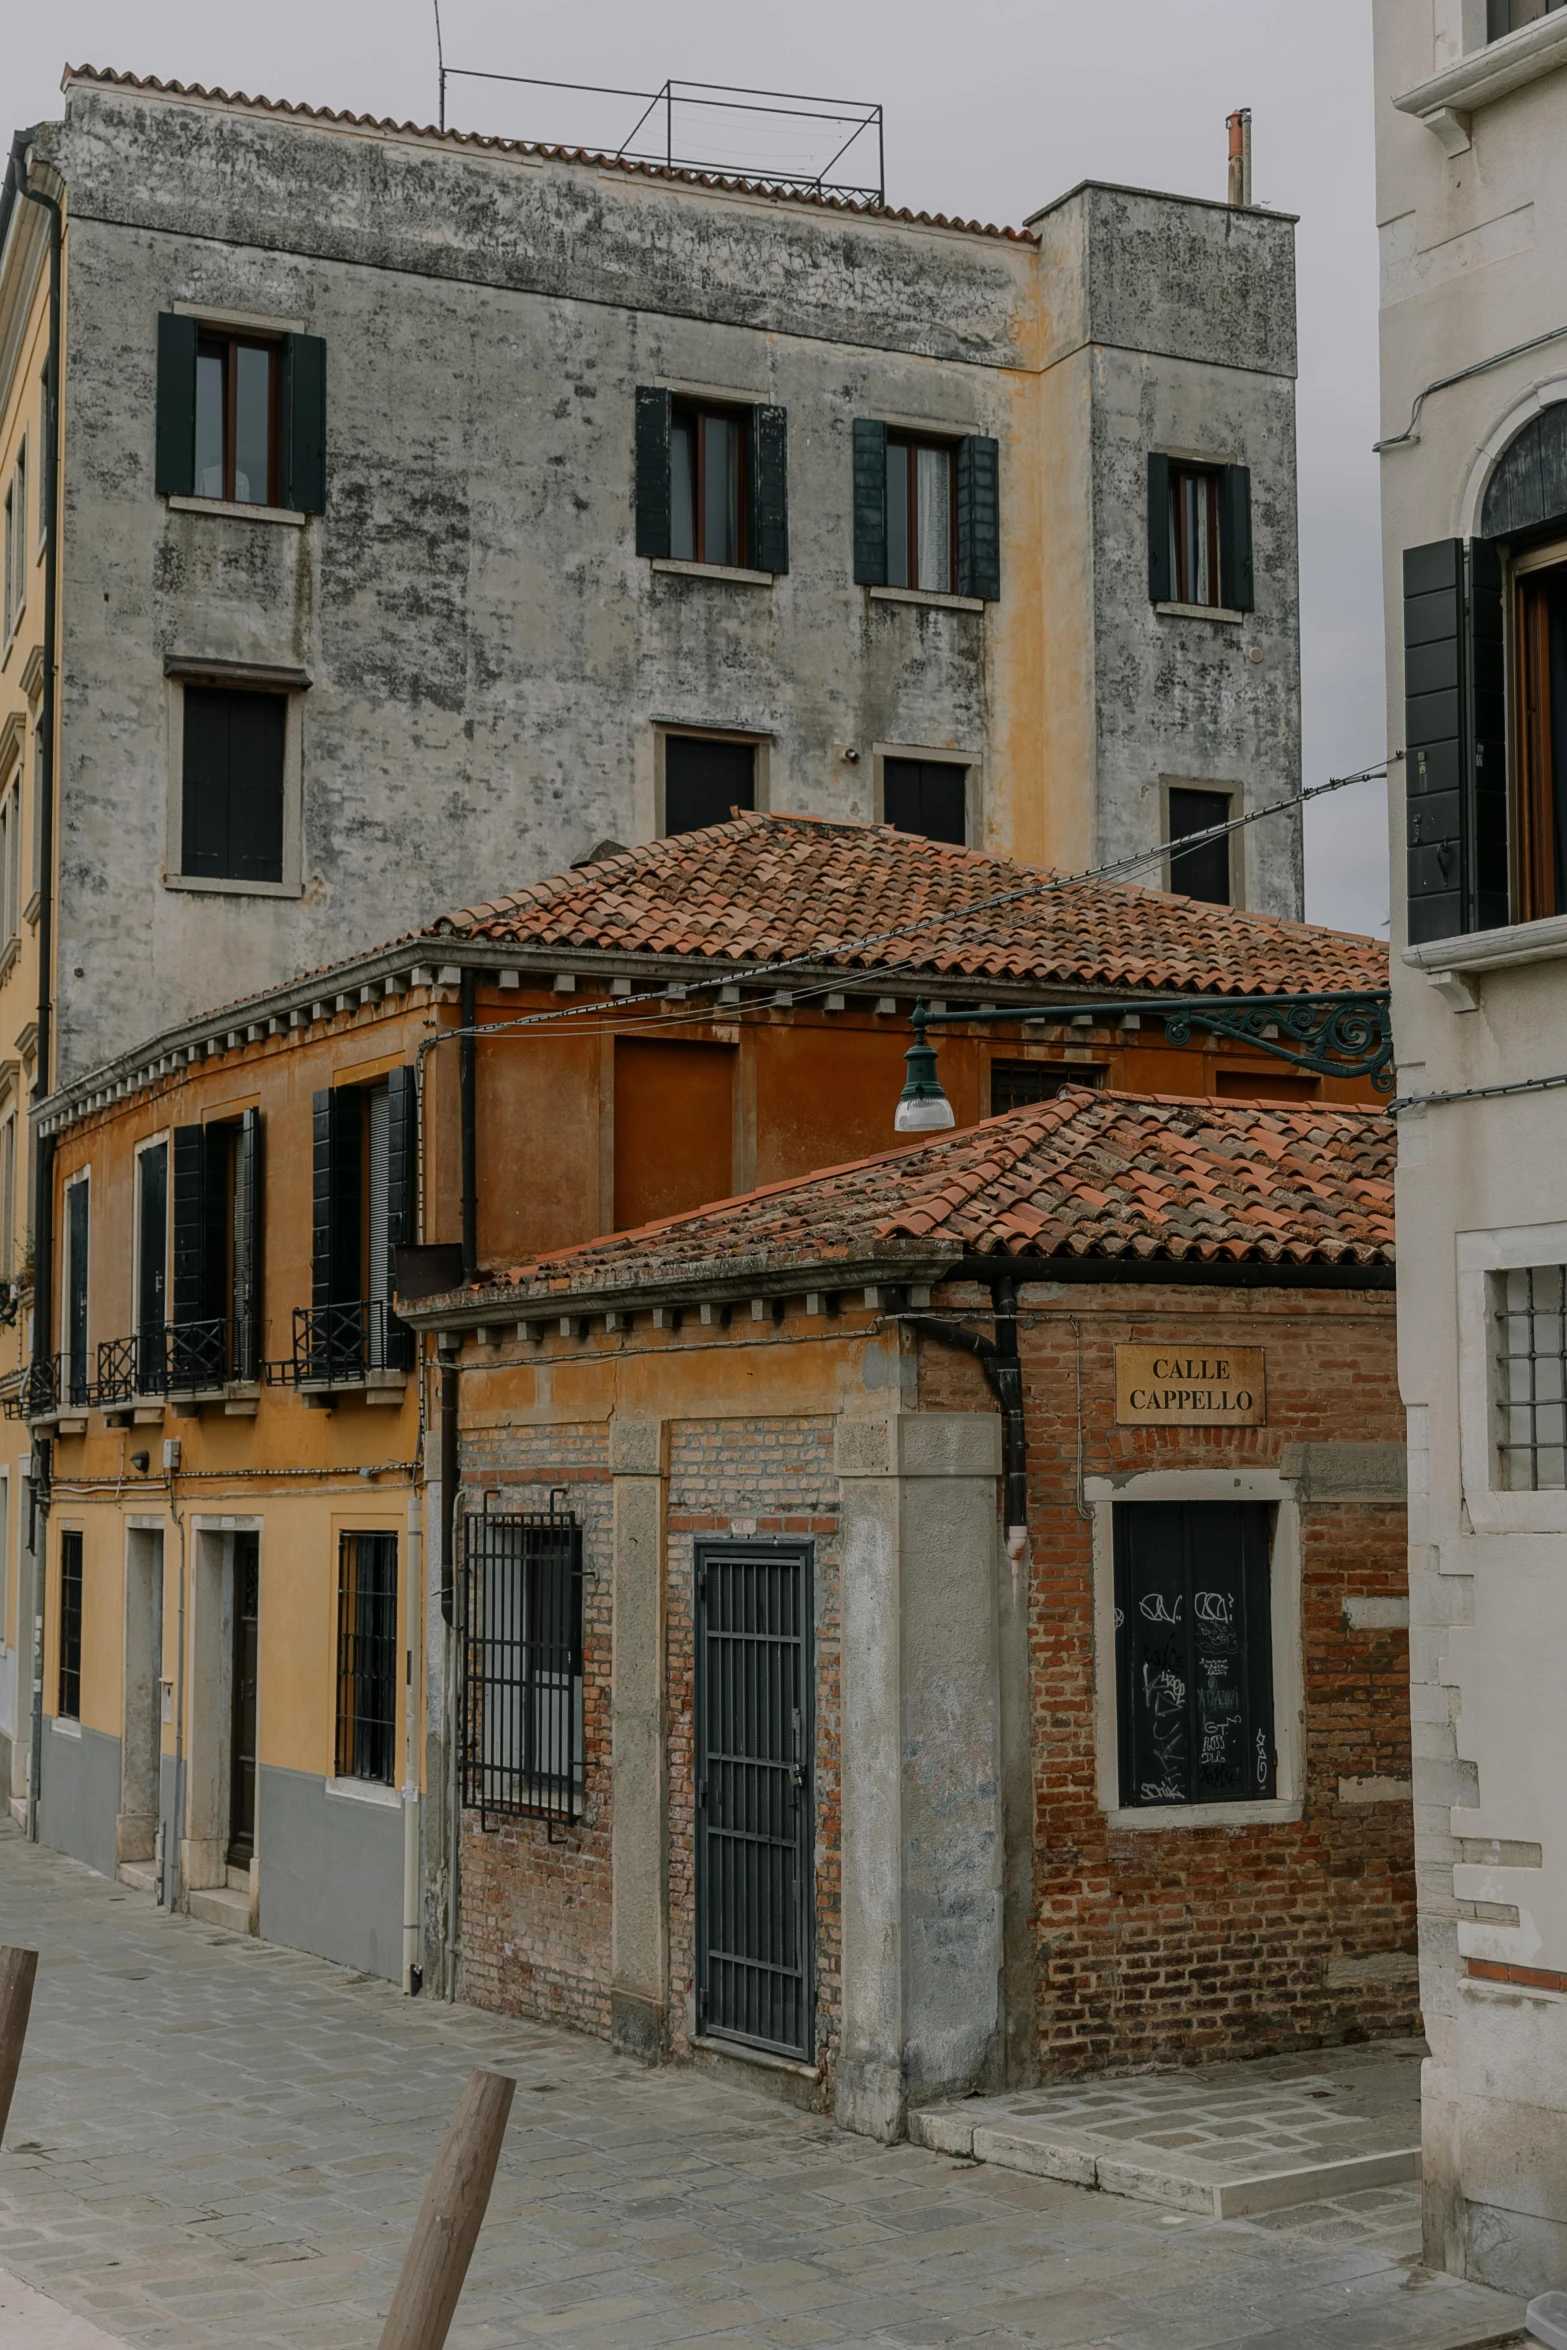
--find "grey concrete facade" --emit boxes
[5,74,1302,1089]
[1375,0,1567,2297]
[255,1760,404,1981]
[834,1409,1006,2143]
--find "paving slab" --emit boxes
[0,1822,1526,2349]
[911,2043,1425,2218]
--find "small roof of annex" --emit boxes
[406,1085,1395,1323]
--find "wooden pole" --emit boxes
[377,2066,515,2350]
[0,1947,38,2144]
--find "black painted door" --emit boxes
[1114,1502,1274,1807]
[695,1545,813,2060]
[228,1533,260,1866]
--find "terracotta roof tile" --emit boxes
[451,1087,1394,1305]
[425,811,1385,998]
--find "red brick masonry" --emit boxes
[1468,1959,1567,1993]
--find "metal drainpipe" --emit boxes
[459,970,477,1283]
[905,1272,1029,1554]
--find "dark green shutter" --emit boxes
[852,419,888,586]
[385,1068,417,1371]
[171,1123,227,1323]
[1147,453,1172,602]
[956,435,1000,602]
[1218,464,1254,611]
[281,333,327,514]
[1404,539,1509,945]
[635,386,672,559]
[232,1109,263,1381]
[155,313,198,499]
[748,405,789,574]
[1469,538,1508,935]
[312,1087,363,1309]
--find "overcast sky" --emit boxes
[10,0,1388,938]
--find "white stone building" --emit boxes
[1377,0,1567,2297]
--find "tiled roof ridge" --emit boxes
[444,1085,1395,1307]
[61,66,1037,244]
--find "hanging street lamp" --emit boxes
[894,1002,957,1132]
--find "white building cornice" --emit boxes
[1394,13,1567,154]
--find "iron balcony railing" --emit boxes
[270,1299,413,1387]
[4,1355,65,1420]
[93,1319,257,1405]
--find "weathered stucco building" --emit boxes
[1378,0,1567,2296]
[0,65,1304,1097]
[406,1087,1409,2132]
[6,816,1386,1950]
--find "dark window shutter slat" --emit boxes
[233,1109,263,1380]
[956,435,1000,602]
[155,313,198,499]
[281,333,327,514]
[1468,537,1509,935]
[1147,453,1172,603]
[227,694,286,885]
[171,1126,206,1325]
[385,1068,417,1370]
[1404,538,1507,944]
[635,386,672,559]
[852,418,888,586]
[749,405,789,575]
[314,1086,364,1309]
[1218,464,1254,611]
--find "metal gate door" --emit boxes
[695,1543,813,2060]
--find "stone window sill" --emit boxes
[326,1775,402,1809]
[1154,600,1247,624]
[51,1716,82,1740]
[1106,1798,1303,1832]
[869,584,985,613]
[1403,909,1567,991]
[166,495,308,527]
[650,558,774,587]
[692,2033,822,2081]
[163,871,303,900]
[1394,13,1567,153]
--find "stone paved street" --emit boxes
[0,1824,1527,2350]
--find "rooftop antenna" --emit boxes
[434,0,447,132]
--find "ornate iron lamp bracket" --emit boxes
[919,991,1395,1093]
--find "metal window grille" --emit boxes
[335,1533,399,1784]
[988,1060,1103,1116]
[461,1509,583,1832]
[58,1529,83,1721]
[1497,1265,1567,1489]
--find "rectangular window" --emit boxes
[669,403,747,567]
[1114,1501,1275,1808]
[63,1176,89,1405]
[1490,0,1566,35]
[663,735,756,836]
[989,1061,1103,1116]
[181,685,286,885]
[1495,1264,1567,1489]
[0,782,20,943]
[1169,463,1221,607]
[335,1532,399,1784]
[886,436,955,593]
[58,1530,83,1720]
[461,1510,584,1828]
[305,1075,414,1380]
[0,1112,16,1282]
[1514,560,1567,922]
[136,1142,169,1392]
[193,334,280,506]
[2,476,13,643]
[1167,786,1233,906]
[167,1113,261,1392]
[882,757,967,846]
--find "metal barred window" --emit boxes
[335,1532,399,1784]
[1496,1266,1567,1489]
[58,1530,83,1722]
[461,1509,583,1832]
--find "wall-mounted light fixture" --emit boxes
[894,1002,956,1132]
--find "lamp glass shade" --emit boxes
[894,1094,956,1133]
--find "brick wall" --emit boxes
[921,1282,1417,2076]
[455,1422,614,2036]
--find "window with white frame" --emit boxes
[0,776,21,945]
[1495,1265,1567,1489]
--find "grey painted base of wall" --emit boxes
[36,1718,122,1880]
[256,1763,403,1982]
[0,1729,11,1812]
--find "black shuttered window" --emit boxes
[1115,1501,1275,1809]
[181,687,286,886]
[155,314,326,511]
[636,387,788,573]
[1404,538,1508,944]
[855,420,1000,599]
